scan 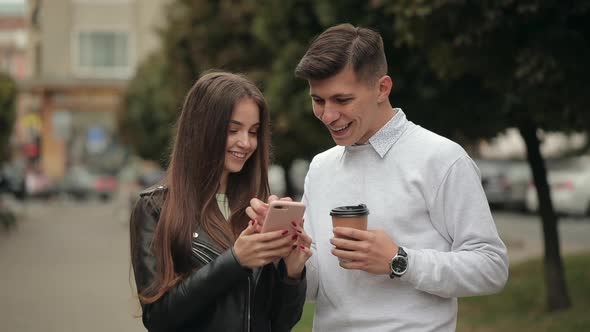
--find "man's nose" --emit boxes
[320,103,340,125]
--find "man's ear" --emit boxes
[377,75,393,103]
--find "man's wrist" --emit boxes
[389,247,409,278]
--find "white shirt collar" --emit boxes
[367,108,408,158]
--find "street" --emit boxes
[1,198,589,332]
[0,197,143,332]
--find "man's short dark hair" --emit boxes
[295,23,387,84]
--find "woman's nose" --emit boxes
[236,133,251,148]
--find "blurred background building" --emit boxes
[15,0,169,181]
[0,1,26,80]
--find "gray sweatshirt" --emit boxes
[302,109,509,332]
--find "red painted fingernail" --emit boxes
[281,230,289,235]
[292,245,297,249]
[291,234,298,240]
[297,230,302,234]
[300,245,305,249]
[291,221,297,227]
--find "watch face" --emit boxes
[391,256,408,274]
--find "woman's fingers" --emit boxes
[240,220,258,236]
[291,222,312,247]
[247,198,269,222]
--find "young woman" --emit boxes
[130,72,311,331]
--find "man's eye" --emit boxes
[337,98,352,104]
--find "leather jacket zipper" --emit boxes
[247,267,264,331]
[246,274,252,332]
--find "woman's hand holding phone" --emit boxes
[245,196,313,279]
[283,219,312,279]
[233,221,297,269]
[246,195,291,225]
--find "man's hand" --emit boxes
[330,228,398,275]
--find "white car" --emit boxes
[475,159,531,210]
[268,164,286,197]
[526,156,590,216]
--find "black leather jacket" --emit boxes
[130,185,306,332]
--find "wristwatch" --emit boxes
[389,247,408,279]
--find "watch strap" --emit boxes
[389,246,408,279]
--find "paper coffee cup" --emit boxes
[330,204,369,261]
[330,204,369,232]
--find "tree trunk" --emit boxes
[517,119,571,311]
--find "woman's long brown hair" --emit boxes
[137,72,271,304]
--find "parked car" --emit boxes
[25,167,57,199]
[475,159,531,210]
[61,166,117,201]
[0,163,26,200]
[269,164,286,197]
[525,155,590,216]
[118,158,165,211]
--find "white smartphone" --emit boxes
[260,201,306,234]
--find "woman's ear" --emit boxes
[377,75,393,103]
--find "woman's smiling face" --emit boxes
[223,97,260,177]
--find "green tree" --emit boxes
[119,54,177,166]
[252,0,330,194]
[390,0,590,311]
[161,0,270,97]
[0,72,17,163]
[0,72,17,230]
[158,0,333,194]
[252,0,506,192]
[121,0,273,168]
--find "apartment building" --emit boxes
[18,0,169,178]
[0,2,26,80]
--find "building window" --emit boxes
[75,31,132,78]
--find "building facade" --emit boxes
[18,0,169,178]
[0,2,26,80]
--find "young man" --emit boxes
[248,23,508,331]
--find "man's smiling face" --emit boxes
[309,66,383,146]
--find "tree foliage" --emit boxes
[388,0,590,311]
[160,0,270,96]
[119,54,177,166]
[390,0,590,132]
[0,72,17,163]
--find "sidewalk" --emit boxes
[493,211,590,264]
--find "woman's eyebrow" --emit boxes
[229,120,261,126]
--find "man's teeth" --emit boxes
[333,124,350,132]
[230,152,246,158]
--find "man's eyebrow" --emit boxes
[310,93,354,99]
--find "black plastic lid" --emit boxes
[330,204,369,217]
